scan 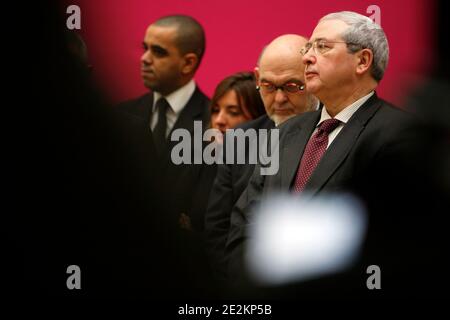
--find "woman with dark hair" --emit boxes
[210,72,266,134]
[184,72,266,234]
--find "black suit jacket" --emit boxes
[205,115,274,279]
[117,87,210,142]
[118,87,212,231]
[226,93,417,293]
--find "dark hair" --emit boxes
[154,15,205,70]
[210,72,266,120]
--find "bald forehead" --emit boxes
[268,35,307,50]
[259,39,306,75]
[259,35,307,69]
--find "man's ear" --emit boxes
[181,53,199,75]
[254,66,260,85]
[355,48,373,76]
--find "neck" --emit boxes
[158,77,193,96]
[321,81,377,117]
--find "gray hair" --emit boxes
[320,11,389,82]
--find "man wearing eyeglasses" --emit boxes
[205,34,318,284]
[226,11,417,294]
[255,36,319,126]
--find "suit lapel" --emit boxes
[131,93,153,124]
[281,112,321,188]
[161,88,209,166]
[262,117,275,130]
[169,88,207,137]
[304,94,383,195]
[146,94,154,126]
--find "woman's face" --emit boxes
[211,89,252,134]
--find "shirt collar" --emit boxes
[152,79,196,114]
[318,91,374,126]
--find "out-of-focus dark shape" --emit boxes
[65,30,92,72]
[9,1,216,300]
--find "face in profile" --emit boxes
[140,24,185,96]
[210,89,252,134]
[302,20,358,99]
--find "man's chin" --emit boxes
[143,80,159,92]
[270,113,295,126]
[305,81,320,94]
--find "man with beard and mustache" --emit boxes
[205,34,318,286]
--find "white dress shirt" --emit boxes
[150,79,196,137]
[313,91,375,148]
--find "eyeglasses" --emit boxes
[256,81,305,94]
[300,39,359,56]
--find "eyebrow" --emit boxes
[152,44,168,53]
[142,42,169,54]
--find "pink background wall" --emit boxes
[64,0,436,105]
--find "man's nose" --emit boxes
[302,49,316,66]
[141,50,152,65]
[274,88,288,104]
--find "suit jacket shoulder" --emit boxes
[116,92,153,121]
[115,86,210,128]
[235,114,274,131]
[271,93,413,194]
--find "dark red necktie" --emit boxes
[292,118,341,193]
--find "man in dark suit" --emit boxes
[225,11,419,296]
[205,35,318,284]
[118,15,211,231]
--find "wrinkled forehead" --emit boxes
[310,19,350,42]
[259,66,306,85]
[259,54,306,83]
